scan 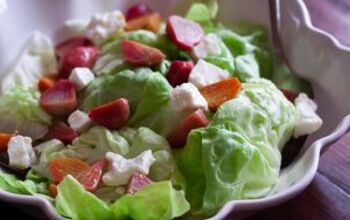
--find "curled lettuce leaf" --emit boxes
[235,54,259,81]
[0,171,48,195]
[216,28,273,80]
[82,68,180,135]
[52,126,130,163]
[94,30,157,75]
[32,139,65,179]
[121,127,184,186]
[111,181,190,220]
[176,79,296,217]
[1,32,57,93]
[0,87,51,139]
[205,35,235,73]
[56,175,114,220]
[272,63,313,97]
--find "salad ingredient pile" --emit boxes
[0,2,323,220]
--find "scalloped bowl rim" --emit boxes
[0,0,350,219]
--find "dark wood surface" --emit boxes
[1,0,350,219]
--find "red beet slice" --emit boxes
[281,89,298,102]
[167,60,194,87]
[76,160,106,192]
[88,98,130,130]
[122,40,165,66]
[58,46,100,79]
[46,122,79,144]
[125,4,153,21]
[55,37,94,61]
[166,15,204,51]
[40,80,78,116]
[126,172,152,194]
[167,109,209,148]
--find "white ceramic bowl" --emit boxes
[0,0,349,219]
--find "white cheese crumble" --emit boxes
[68,110,92,132]
[102,150,155,187]
[192,33,221,60]
[7,135,37,170]
[68,67,95,90]
[86,10,125,44]
[293,93,323,138]
[188,59,230,88]
[170,83,208,114]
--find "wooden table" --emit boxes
[248,0,350,219]
[1,0,350,219]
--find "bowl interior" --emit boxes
[0,0,349,219]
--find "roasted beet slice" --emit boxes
[88,98,130,130]
[46,122,79,144]
[40,80,78,116]
[122,40,165,66]
[167,60,194,87]
[281,89,298,102]
[126,172,152,194]
[166,15,204,51]
[125,4,153,21]
[76,160,106,192]
[58,46,100,79]
[167,109,209,148]
[55,37,94,60]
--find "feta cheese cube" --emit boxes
[86,10,125,44]
[192,33,221,60]
[189,59,230,88]
[7,135,37,170]
[68,110,92,132]
[102,150,155,187]
[170,83,208,114]
[293,93,323,138]
[68,67,95,90]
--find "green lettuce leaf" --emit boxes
[234,54,260,82]
[56,175,114,220]
[110,181,190,220]
[70,126,129,161]
[205,35,235,73]
[121,127,184,185]
[216,28,273,79]
[0,171,48,195]
[94,30,157,75]
[272,63,313,97]
[1,32,57,93]
[186,3,211,24]
[52,126,130,163]
[97,29,189,75]
[82,68,180,135]
[81,68,153,111]
[154,60,171,76]
[0,87,51,139]
[32,139,65,179]
[185,2,219,32]
[94,186,125,204]
[175,79,296,217]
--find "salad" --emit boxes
[0,2,323,220]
